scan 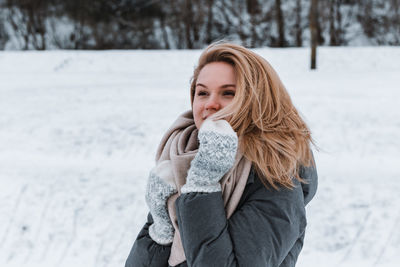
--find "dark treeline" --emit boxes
[0,0,399,50]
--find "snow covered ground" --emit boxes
[0,47,399,267]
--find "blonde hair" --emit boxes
[190,42,315,189]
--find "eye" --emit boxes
[223,90,235,96]
[197,90,208,96]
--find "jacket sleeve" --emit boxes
[279,231,305,267]
[174,172,307,267]
[125,213,171,267]
[300,156,318,206]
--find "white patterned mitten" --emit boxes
[145,160,177,245]
[181,119,238,194]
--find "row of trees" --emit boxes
[0,0,399,50]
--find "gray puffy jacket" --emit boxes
[125,160,318,267]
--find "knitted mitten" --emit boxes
[181,119,238,194]
[145,160,177,245]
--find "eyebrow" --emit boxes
[196,83,236,89]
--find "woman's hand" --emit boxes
[145,160,177,245]
[181,119,238,193]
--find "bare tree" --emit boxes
[0,0,9,49]
[392,0,400,44]
[183,0,194,48]
[310,0,318,69]
[275,0,286,47]
[329,0,338,45]
[2,0,400,50]
[329,0,349,46]
[294,0,302,47]
[5,0,49,50]
[246,0,260,47]
[205,0,215,44]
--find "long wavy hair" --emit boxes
[190,42,315,189]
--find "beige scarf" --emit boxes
[155,110,252,266]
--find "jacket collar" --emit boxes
[246,166,256,185]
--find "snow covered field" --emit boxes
[0,47,399,267]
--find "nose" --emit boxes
[205,95,221,110]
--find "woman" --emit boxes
[125,42,318,267]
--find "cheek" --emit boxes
[220,97,234,109]
[221,99,231,108]
[192,100,203,127]
[192,98,203,115]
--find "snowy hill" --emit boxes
[0,47,399,267]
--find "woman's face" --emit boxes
[193,62,236,129]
